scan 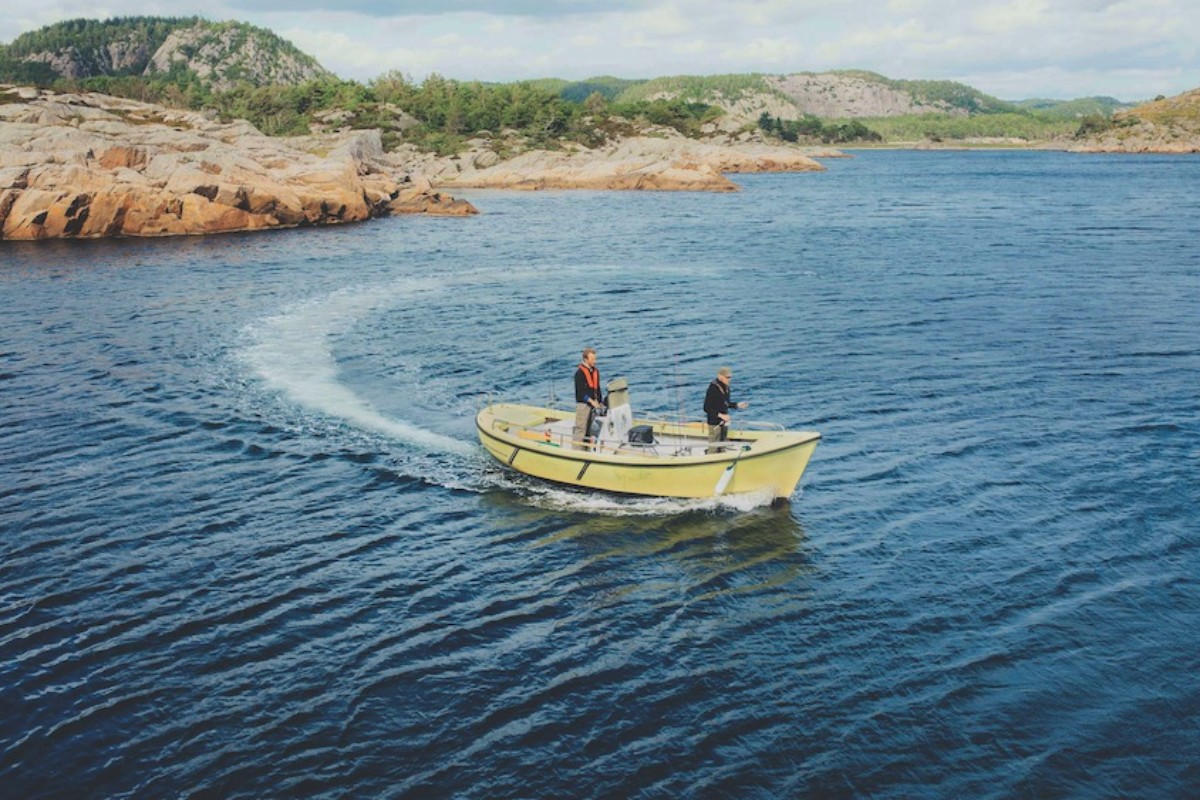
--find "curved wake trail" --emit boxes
[239,277,474,457]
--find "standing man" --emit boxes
[574,347,603,449]
[704,366,748,453]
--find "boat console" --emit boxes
[592,376,643,447]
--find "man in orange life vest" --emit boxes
[704,365,748,453]
[573,347,604,449]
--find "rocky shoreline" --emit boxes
[0,86,843,240]
[413,134,837,193]
[8,82,1195,241]
[0,86,477,240]
[1068,88,1200,154]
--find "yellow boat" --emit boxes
[476,377,819,501]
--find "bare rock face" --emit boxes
[424,134,829,192]
[386,176,478,216]
[18,37,152,79]
[765,74,963,119]
[145,24,330,92]
[0,86,475,240]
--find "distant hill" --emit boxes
[558,76,647,103]
[608,74,784,121]
[574,71,1200,144]
[527,73,1140,130]
[595,70,1018,120]
[1013,96,1137,119]
[0,17,330,90]
[767,71,1020,118]
[534,70,1066,143]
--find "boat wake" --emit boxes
[238,277,474,458]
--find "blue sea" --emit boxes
[2,150,1198,799]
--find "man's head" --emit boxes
[717,366,732,384]
[582,348,596,366]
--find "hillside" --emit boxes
[589,71,1089,143]
[767,71,1019,118]
[1072,88,1200,153]
[0,17,330,90]
[1,16,1181,151]
[605,71,1020,123]
[1013,96,1136,119]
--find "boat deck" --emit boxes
[514,414,751,459]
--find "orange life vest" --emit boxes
[579,363,600,397]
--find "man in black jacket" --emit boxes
[704,366,747,453]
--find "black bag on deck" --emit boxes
[628,424,655,445]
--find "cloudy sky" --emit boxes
[2,0,1197,101]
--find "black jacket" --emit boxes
[704,379,737,425]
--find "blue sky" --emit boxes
[3,1,1196,101]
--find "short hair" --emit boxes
[582,347,596,359]
[717,366,732,377]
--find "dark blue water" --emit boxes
[3,150,1198,798]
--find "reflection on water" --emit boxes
[480,488,812,602]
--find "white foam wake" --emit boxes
[239,278,474,457]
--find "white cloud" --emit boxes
[723,37,807,69]
[2,0,1197,100]
[974,0,1052,34]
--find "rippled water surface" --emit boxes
[3,151,1199,798]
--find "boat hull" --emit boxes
[476,403,819,500]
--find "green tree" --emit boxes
[584,91,608,116]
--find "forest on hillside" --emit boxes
[1,17,1119,152]
[0,66,1107,152]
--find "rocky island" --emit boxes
[0,86,477,240]
[0,84,838,239]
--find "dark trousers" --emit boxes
[706,422,727,454]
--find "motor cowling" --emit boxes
[596,376,633,445]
